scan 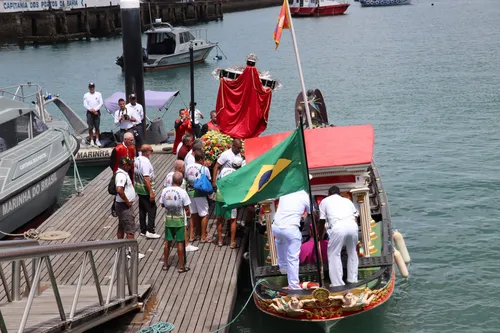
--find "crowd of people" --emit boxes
[109,127,244,273]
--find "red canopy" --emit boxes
[245,125,374,169]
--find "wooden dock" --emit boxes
[0,153,247,333]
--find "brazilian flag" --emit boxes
[218,127,309,209]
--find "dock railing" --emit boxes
[0,239,139,333]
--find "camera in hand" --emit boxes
[123,113,130,120]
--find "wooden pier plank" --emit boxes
[0,153,246,333]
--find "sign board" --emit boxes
[0,0,120,13]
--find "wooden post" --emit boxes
[84,6,91,40]
[352,188,376,256]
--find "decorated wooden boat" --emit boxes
[244,125,399,330]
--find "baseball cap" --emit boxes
[232,156,243,168]
[129,93,136,99]
[88,82,95,88]
[119,156,133,166]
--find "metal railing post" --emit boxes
[21,260,32,292]
[106,250,119,305]
[88,252,104,306]
[18,257,43,333]
[69,252,88,320]
[31,258,41,296]
[45,257,66,322]
[0,266,12,303]
[116,247,126,300]
[130,244,138,296]
[11,261,21,301]
[0,311,8,333]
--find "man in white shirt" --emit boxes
[272,190,310,290]
[160,172,192,272]
[319,186,359,287]
[83,82,103,147]
[189,102,204,138]
[212,138,243,188]
[126,94,145,151]
[114,156,145,259]
[184,139,203,166]
[185,151,211,243]
[134,145,161,239]
[114,98,139,141]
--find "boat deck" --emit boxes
[0,154,247,333]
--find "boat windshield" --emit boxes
[0,112,47,153]
[179,31,195,44]
[147,32,176,55]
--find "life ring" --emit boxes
[299,282,320,290]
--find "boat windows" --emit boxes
[0,113,47,152]
[147,32,176,55]
[179,32,195,44]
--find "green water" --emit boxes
[2,0,500,331]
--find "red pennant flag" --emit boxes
[273,0,290,50]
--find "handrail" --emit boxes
[0,239,139,333]
[0,240,39,249]
[0,239,137,262]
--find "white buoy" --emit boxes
[393,230,411,264]
[394,249,409,278]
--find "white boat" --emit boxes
[0,85,79,238]
[116,21,217,71]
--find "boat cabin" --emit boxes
[0,97,48,153]
[146,23,209,57]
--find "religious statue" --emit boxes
[330,291,375,309]
[269,296,314,315]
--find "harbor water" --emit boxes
[1,0,500,332]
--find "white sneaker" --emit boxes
[139,233,146,237]
[185,244,199,252]
[138,253,145,259]
[95,139,101,147]
[146,231,161,239]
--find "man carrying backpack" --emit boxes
[109,132,136,217]
[185,151,212,243]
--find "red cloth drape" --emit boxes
[173,117,192,154]
[215,66,273,139]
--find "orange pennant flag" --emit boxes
[273,0,290,50]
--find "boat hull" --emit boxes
[253,270,395,322]
[291,4,349,16]
[360,0,411,7]
[0,128,79,238]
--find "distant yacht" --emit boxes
[290,0,350,16]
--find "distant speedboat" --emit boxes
[116,20,217,71]
[360,0,411,7]
[290,0,350,16]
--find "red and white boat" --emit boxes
[290,0,350,17]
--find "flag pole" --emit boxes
[299,115,325,287]
[285,3,314,129]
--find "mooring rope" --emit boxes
[0,229,71,240]
[52,127,84,195]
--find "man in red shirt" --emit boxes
[177,133,193,161]
[111,132,136,216]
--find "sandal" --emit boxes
[200,237,213,243]
[178,267,191,273]
[162,264,170,271]
[217,242,223,247]
[230,243,240,249]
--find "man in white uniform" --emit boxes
[126,94,145,151]
[185,151,211,243]
[83,82,103,146]
[272,190,310,290]
[319,186,359,287]
[114,98,140,142]
[189,102,204,138]
[212,139,244,186]
[184,139,203,166]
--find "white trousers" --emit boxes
[327,221,359,287]
[272,225,302,290]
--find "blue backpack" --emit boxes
[193,166,214,196]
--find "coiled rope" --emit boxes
[0,229,71,240]
[136,280,265,333]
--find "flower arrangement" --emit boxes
[201,131,245,166]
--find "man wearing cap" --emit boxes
[215,156,243,248]
[115,156,145,259]
[83,82,103,147]
[272,190,311,290]
[126,94,145,152]
[189,102,204,138]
